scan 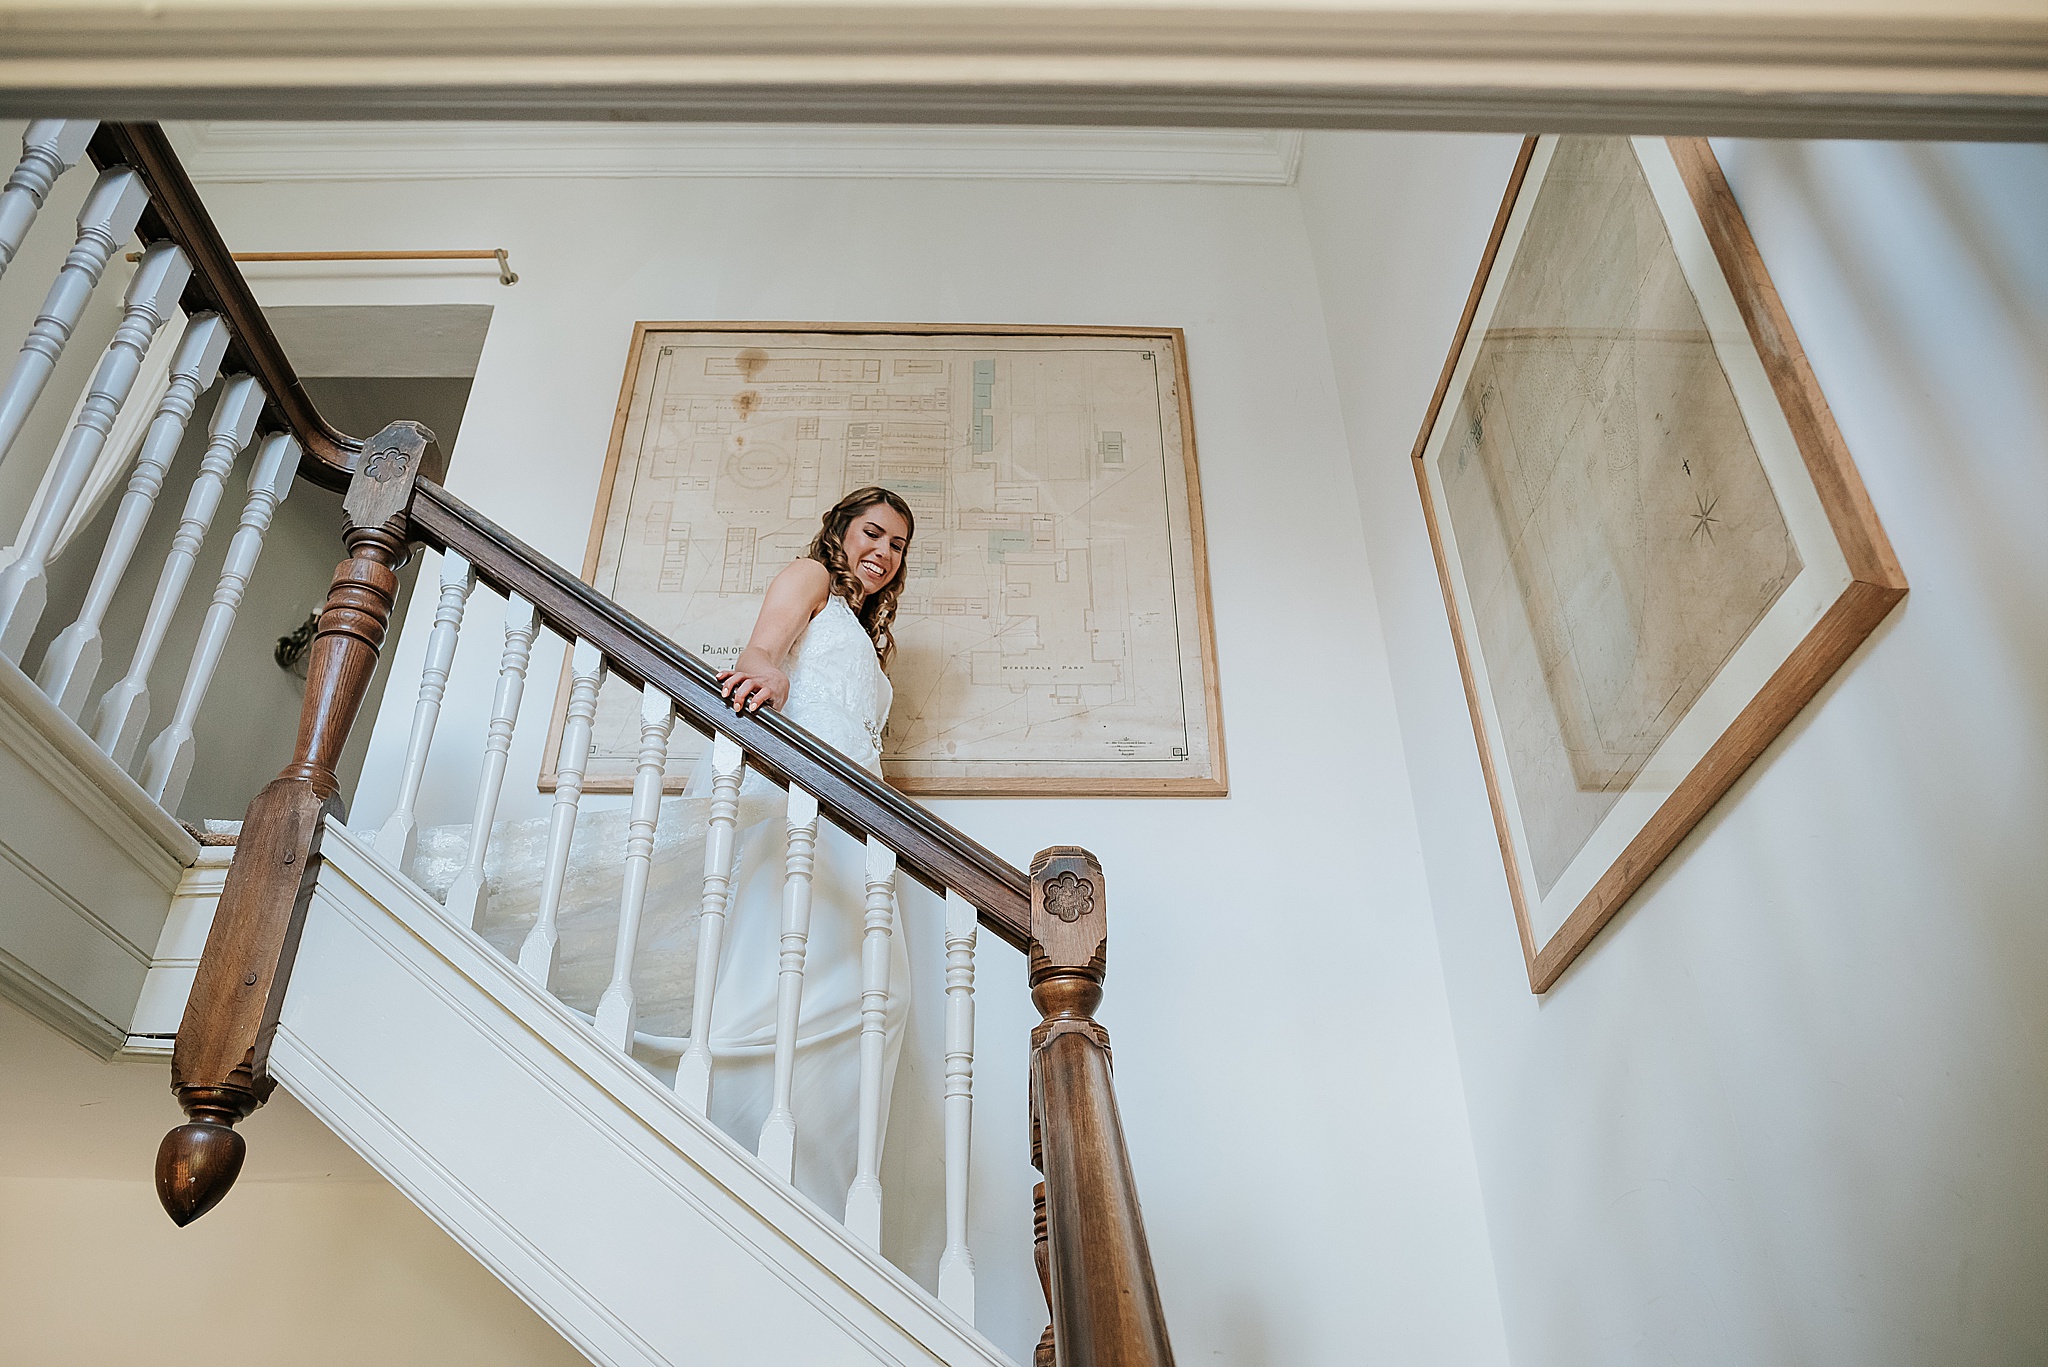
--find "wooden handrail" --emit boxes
[409,479,1034,952]
[75,118,1034,948]
[120,131,1177,1356]
[86,122,360,491]
[153,429,1034,1226]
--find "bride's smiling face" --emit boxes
[841,502,910,598]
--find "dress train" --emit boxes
[411,595,914,1220]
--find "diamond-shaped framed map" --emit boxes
[1413,137,1907,992]
[544,322,1226,797]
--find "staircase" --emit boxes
[278,822,1005,1367]
[0,119,1174,1367]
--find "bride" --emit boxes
[416,487,919,1222]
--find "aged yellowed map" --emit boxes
[554,327,1223,794]
[1439,137,1800,896]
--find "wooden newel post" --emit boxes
[155,421,438,1226]
[1029,847,1175,1367]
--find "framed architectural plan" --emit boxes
[546,322,1225,796]
[1412,136,1906,992]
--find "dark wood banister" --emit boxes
[107,106,1049,1206]
[87,122,358,491]
[122,119,1175,1367]
[408,479,1032,950]
[81,118,1031,945]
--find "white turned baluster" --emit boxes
[938,888,979,1318]
[374,551,476,870]
[594,686,675,1050]
[138,431,298,812]
[0,166,149,471]
[756,782,821,1180]
[0,242,190,660]
[0,121,96,283]
[845,838,899,1248]
[518,638,606,985]
[675,733,744,1111]
[442,595,538,929]
[36,313,230,719]
[92,373,264,766]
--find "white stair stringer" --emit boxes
[269,817,1014,1367]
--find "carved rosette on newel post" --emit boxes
[155,421,441,1226]
[1028,847,1176,1367]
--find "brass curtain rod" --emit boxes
[127,247,518,285]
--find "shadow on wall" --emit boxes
[1609,135,2048,1367]
[1308,133,2048,1367]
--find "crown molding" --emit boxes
[1,1,2044,139]
[165,122,1307,185]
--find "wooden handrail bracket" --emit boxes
[130,247,521,286]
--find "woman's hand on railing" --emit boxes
[716,661,788,714]
[718,558,828,713]
[409,480,1034,945]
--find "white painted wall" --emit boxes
[1299,132,2048,1365]
[185,168,1511,1367]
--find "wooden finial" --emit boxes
[1029,846,1107,1040]
[343,420,435,531]
[155,1122,243,1226]
[154,1055,269,1225]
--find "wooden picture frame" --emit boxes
[544,321,1227,798]
[1412,137,1907,992]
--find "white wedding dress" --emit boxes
[413,594,912,1220]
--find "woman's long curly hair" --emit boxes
[807,486,915,669]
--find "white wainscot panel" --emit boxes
[271,820,1009,1367]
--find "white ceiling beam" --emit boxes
[0,0,2042,139]
[165,124,1307,184]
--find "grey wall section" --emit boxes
[16,374,470,823]
[267,303,495,378]
[0,117,484,825]
[1300,132,2048,1366]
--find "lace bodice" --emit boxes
[782,595,892,775]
